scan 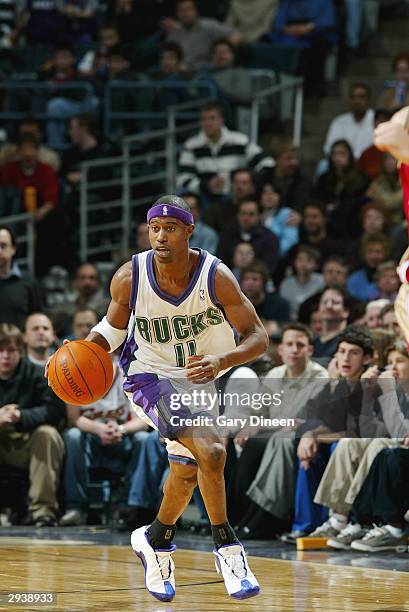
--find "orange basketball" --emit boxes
[48,340,114,405]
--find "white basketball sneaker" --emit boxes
[213,543,260,599]
[131,526,176,602]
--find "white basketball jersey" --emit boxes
[121,249,236,379]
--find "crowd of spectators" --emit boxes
[1,0,409,555]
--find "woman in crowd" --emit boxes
[315,139,368,240]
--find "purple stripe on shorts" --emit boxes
[124,373,214,439]
[168,454,197,466]
[119,335,138,377]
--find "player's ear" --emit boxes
[186,223,195,239]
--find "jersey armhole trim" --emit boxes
[207,257,221,306]
[129,254,140,310]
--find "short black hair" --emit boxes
[320,285,351,312]
[72,306,99,323]
[294,244,320,264]
[72,113,96,135]
[280,323,313,345]
[213,38,234,53]
[336,324,374,356]
[237,197,260,212]
[232,167,253,181]
[241,260,269,286]
[54,43,74,55]
[161,41,183,62]
[374,108,391,122]
[303,201,326,215]
[19,117,40,130]
[323,255,347,269]
[350,82,371,98]
[0,225,16,248]
[18,133,39,148]
[181,192,200,207]
[151,194,191,213]
[201,101,224,118]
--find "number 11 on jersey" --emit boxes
[175,339,197,367]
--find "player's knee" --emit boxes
[199,442,226,471]
[167,464,197,496]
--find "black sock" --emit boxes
[147,519,176,549]
[211,522,239,548]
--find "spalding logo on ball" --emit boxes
[48,340,114,405]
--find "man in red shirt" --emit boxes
[1,134,61,275]
[1,134,59,219]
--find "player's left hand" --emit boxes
[185,354,222,383]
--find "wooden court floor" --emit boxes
[1,542,409,612]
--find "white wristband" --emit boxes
[91,316,128,352]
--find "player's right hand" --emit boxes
[44,339,70,380]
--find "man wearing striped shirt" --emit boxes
[177,102,274,199]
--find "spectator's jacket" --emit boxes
[1,160,59,208]
[268,0,337,47]
[296,378,363,438]
[263,207,299,256]
[0,358,66,432]
[177,126,274,195]
[312,332,341,361]
[323,110,375,159]
[347,267,377,302]
[0,264,43,330]
[260,168,312,211]
[189,220,219,255]
[217,222,279,271]
[360,384,409,438]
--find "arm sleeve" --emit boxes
[209,19,234,40]
[177,146,201,193]
[277,210,299,256]
[27,278,44,313]
[42,166,59,205]
[245,141,275,175]
[378,391,409,438]
[359,396,389,437]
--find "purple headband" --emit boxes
[147,203,194,225]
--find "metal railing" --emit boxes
[103,80,217,138]
[0,212,35,274]
[0,81,95,121]
[78,75,304,263]
[249,75,304,145]
[79,120,201,262]
[2,71,303,266]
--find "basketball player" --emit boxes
[374,108,409,339]
[60,195,268,602]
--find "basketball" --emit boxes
[48,340,114,405]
